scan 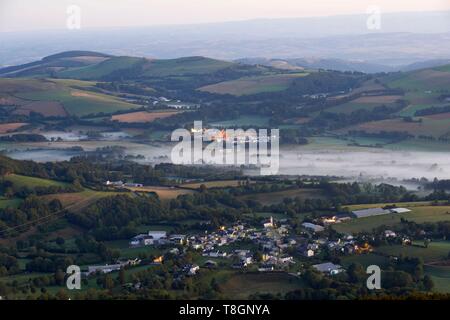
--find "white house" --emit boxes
[385,230,397,238]
[302,249,315,257]
[184,264,200,276]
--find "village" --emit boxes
[84,205,415,280]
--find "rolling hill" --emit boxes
[0,78,141,117]
[335,64,450,139]
[0,52,266,81]
[198,73,309,96]
[0,51,112,78]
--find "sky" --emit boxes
[1,0,450,32]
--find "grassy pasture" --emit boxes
[57,56,144,79]
[334,204,450,234]
[344,116,450,139]
[238,188,327,205]
[143,57,233,77]
[123,186,195,200]
[4,174,69,189]
[435,65,450,73]
[13,101,67,117]
[40,189,124,211]
[328,95,403,114]
[0,122,28,134]
[180,180,252,189]
[1,78,140,116]
[327,102,382,114]
[111,110,180,123]
[104,239,163,259]
[424,265,450,293]
[340,253,390,269]
[387,69,450,91]
[210,115,270,127]
[376,241,450,263]
[220,272,303,299]
[0,197,23,209]
[199,73,308,96]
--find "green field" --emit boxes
[1,78,140,117]
[239,188,327,205]
[0,197,23,209]
[16,86,139,116]
[327,102,382,114]
[181,179,253,189]
[221,272,303,298]
[387,68,450,92]
[220,272,303,299]
[376,241,450,263]
[334,204,450,234]
[199,73,308,96]
[210,115,270,127]
[104,239,163,259]
[340,253,390,269]
[345,115,450,139]
[424,265,450,293]
[4,174,69,189]
[143,56,233,77]
[58,56,145,79]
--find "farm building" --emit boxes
[148,231,167,240]
[87,259,140,275]
[352,207,390,218]
[169,234,187,244]
[390,207,411,214]
[105,180,124,186]
[301,222,325,233]
[130,234,154,247]
[130,231,168,247]
[313,262,343,275]
[123,182,144,187]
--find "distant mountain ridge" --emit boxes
[1,11,450,67]
[235,57,450,74]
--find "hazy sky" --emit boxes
[1,0,450,32]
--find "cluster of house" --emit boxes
[184,217,298,271]
[119,209,415,279]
